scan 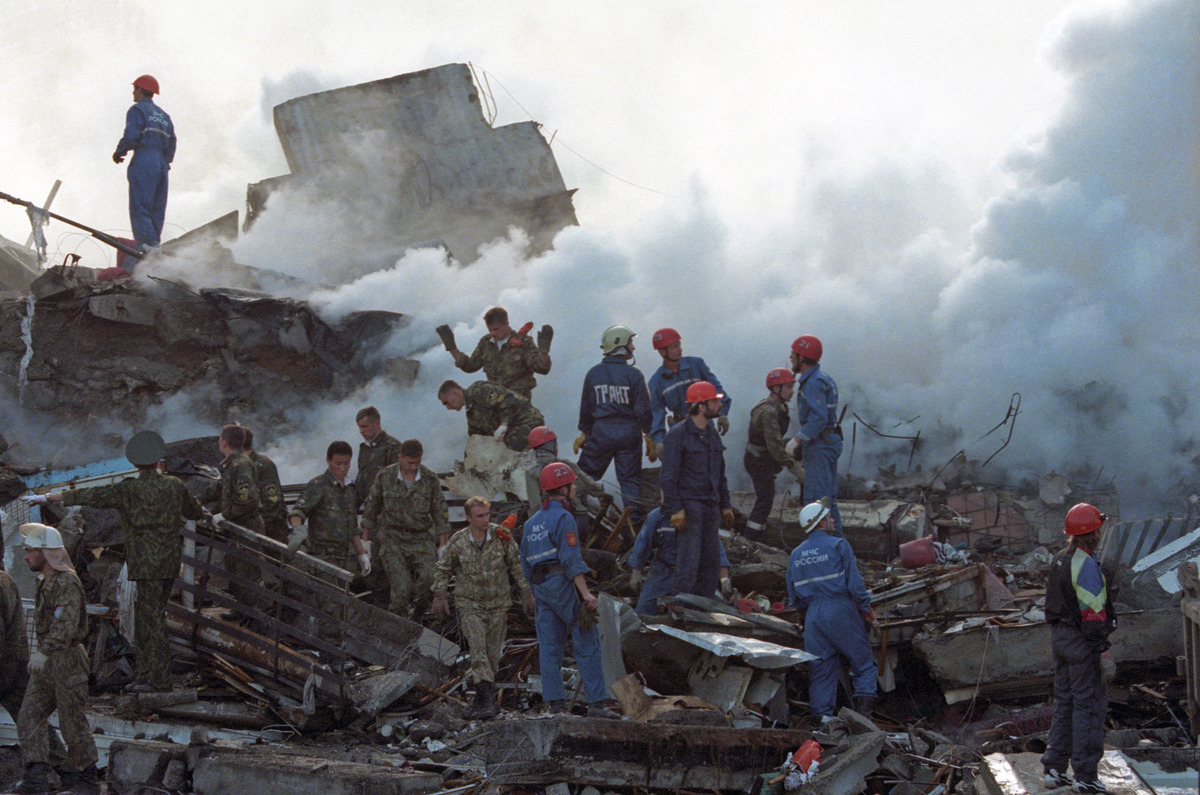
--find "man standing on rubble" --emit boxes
[24,431,202,693]
[432,496,534,719]
[15,523,100,795]
[788,335,844,535]
[113,75,175,253]
[438,379,545,452]
[648,327,731,450]
[361,439,450,618]
[525,426,611,539]
[660,381,734,598]
[628,507,734,615]
[1041,503,1117,794]
[520,463,619,718]
[787,499,876,723]
[242,428,288,543]
[437,307,552,400]
[744,368,806,533]
[576,325,654,526]
[287,441,367,574]
[354,406,404,507]
[203,425,270,617]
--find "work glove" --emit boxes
[720,576,734,600]
[537,324,554,353]
[644,435,658,463]
[286,524,308,553]
[361,540,372,558]
[358,553,372,576]
[29,650,48,674]
[573,433,587,454]
[493,424,508,441]
[1100,652,1116,684]
[788,461,806,484]
[112,152,125,164]
[629,568,644,592]
[721,508,735,529]
[670,509,687,531]
[20,494,48,506]
[184,520,197,534]
[860,607,877,627]
[522,589,536,617]
[578,600,597,631]
[435,324,457,352]
[209,513,225,527]
[716,416,730,436]
[785,437,800,457]
[432,591,451,619]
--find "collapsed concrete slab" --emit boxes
[979,750,1153,795]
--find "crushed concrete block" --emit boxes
[190,746,442,795]
[804,730,886,795]
[979,750,1153,795]
[545,784,570,795]
[108,739,190,793]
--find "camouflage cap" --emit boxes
[126,430,166,466]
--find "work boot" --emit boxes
[540,699,568,715]
[852,696,876,716]
[67,765,101,795]
[14,762,52,794]
[586,699,621,719]
[478,681,501,719]
[1043,768,1072,788]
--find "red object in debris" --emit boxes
[113,237,139,270]
[96,266,131,281]
[790,739,822,773]
[500,514,518,530]
[735,597,759,614]
[899,535,937,569]
[770,601,785,613]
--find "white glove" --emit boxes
[358,553,372,576]
[20,494,48,506]
[362,540,372,558]
[184,520,197,533]
[716,416,730,435]
[785,438,800,457]
[493,424,508,441]
[287,524,308,553]
[720,577,734,599]
[210,513,225,526]
[629,568,644,591]
[29,650,48,673]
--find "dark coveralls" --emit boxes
[648,356,731,446]
[795,365,843,535]
[115,97,176,248]
[628,508,731,615]
[577,355,652,523]
[1041,545,1116,784]
[660,417,730,598]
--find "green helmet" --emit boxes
[600,324,636,355]
[125,430,166,466]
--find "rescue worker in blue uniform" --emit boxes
[113,75,176,252]
[647,327,732,451]
[575,325,653,525]
[787,499,877,723]
[519,463,619,718]
[627,507,733,615]
[1041,503,1117,794]
[788,335,844,535]
[660,381,734,598]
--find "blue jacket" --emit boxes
[786,529,870,611]
[519,499,590,581]
[795,365,838,443]
[578,356,653,434]
[648,356,731,444]
[116,98,176,168]
[628,508,731,570]
[660,418,730,514]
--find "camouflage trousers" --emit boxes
[459,605,508,684]
[380,530,437,616]
[134,578,173,688]
[223,519,272,617]
[18,645,98,771]
[0,666,66,767]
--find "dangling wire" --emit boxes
[978,393,1021,469]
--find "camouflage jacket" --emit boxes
[63,469,203,579]
[248,450,287,529]
[34,569,88,656]
[0,571,28,679]
[747,393,794,469]
[362,463,450,539]
[464,381,544,437]
[433,524,530,611]
[201,452,262,526]
[356,430,403,506]
[289,469,360,552]
[456,331,550,399]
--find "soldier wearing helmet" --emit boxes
[1041,503,1117,793]
[647,328,732,453]
[659,381,733,598]
[743,368,806,533]
[787,334,844,535]
[518,463,619,718]
[575,325,653,526]
[113,75,176,256]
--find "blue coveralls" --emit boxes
[518,500,609,704]
[787,529,876,718]
[628,508,731,615]
[578,356,653,523]
[795,365,843,534]
[648,356,731,445]
[660,418,730,597]
[115,97,176,248]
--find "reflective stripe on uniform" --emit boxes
[793,570,844,588]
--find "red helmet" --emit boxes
[766,367,795,388]
[652,327,681,350]
[133,75,160,95]
[791,335,822,361]
[527,426,557,449]
[686,381,724,403]
[539,462,577,491]
[1065,503,1106,536]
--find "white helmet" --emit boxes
[20,522,65,549]
[798,499,831,535]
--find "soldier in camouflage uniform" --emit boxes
[438,379,545,452]
[432,496,533,719]
[744,368,806,532]
[287,441,366,572]
[354,406,404,507]
[201,425,270,616]
[242,428,288,543]
[15,523,100,794]
[361,439,450,617]
[443,306,552,399]
[36,431,202,693]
